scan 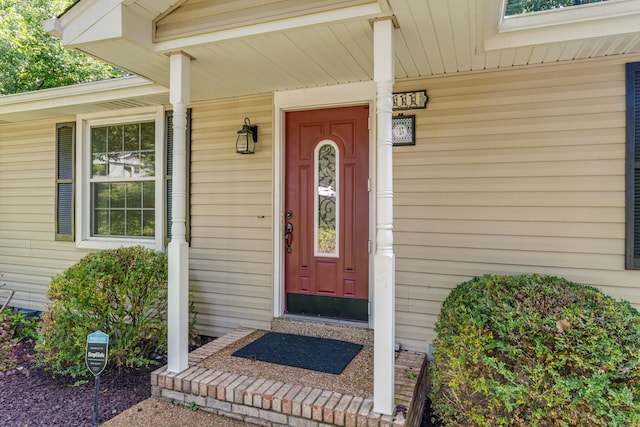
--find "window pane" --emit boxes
[91,182,154,238]
[107,125,123,152]
[110,183,126,208]
[108,153,132,178]
[124,124,139,151]
[316,143,338,256]
[110,210,125,235]
[92,127,107,153]
[143,181,155,209]
[95,210,109,235]
[126,182,142,208]
[92,161,107,177]
[141,122,155,150]
[143,210,155,237]
[95,183,110,209]
[91,127,108,177]
[126,211,142,236]
[139,151,155,176]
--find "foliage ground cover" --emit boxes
[0,309,38,371]
[430,274,640,427]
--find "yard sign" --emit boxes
[86,331,109,376]
[86,331,109,423]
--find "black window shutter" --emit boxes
[55,122,75,241]
[165,109,191,244]
[626,62,640,269]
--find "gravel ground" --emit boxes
[101,397,260,427]
[0,340,440,427]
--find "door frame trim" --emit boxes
[273,81,376,325]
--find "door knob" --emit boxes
[285,222,293,253]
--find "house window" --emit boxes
[77,107,164,250]
[64,106,190,250]
[90,122,156,237]
[504,0,610,16]
[626,62,640,269]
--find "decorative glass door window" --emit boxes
[314,141,339,257]
[90,121,156,237]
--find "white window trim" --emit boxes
[75,106,165,251]
[483,0,640,51]
[500,0,635,28]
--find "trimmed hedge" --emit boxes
[36,246,194,377]
[430,274,640,427]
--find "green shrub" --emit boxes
[430,274,640,427]
[0,315,20,371]
[35,246,194,377]
[0,310,38,371]
[4,309,39,341]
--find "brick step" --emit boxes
[152,327,428,427]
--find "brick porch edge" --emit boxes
[151,327,429,427]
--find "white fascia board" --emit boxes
[54,0,152,50]
[0,77,168,117]
[56,0,122,45]
[485,0,640,51]
[153,2,384,53]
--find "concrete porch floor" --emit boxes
[151,319,429,426]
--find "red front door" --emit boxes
[284,106,369,321]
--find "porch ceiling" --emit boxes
[37,0,640,105]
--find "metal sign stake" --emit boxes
[93,374,100,424]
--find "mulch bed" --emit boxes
[0,341,162,427]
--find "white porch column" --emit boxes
[167,52,191,373]
[373,18,395,415]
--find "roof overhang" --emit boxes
[23,0,640,106]
[44,0,391,93]
[0,76,168,123]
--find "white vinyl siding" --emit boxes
[4,54,640,355]
[392,55,640,352]
[0,118,90,310]
[188,94,273,338]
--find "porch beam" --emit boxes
[167,52,191,373]
[373,18,395,416]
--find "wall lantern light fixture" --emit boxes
[236,117,258,154]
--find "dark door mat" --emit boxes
[232,332,363,375]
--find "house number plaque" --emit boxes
[392,90,428,111]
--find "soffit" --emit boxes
[33,0,640,105]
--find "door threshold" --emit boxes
[281,313,370,329]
